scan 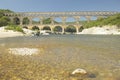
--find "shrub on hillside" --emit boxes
[5,25,24,33]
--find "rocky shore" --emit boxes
[78,25,120,35]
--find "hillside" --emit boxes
[83,13,120,28]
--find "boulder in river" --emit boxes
[71,68,87,75]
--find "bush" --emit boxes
[5,25,24,33]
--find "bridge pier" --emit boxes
[10,17,14,24]
[75,27,79,34]
[19,17,23,25]
[86,16,91,22]
[61,26,65,34]
[40,17,43,25]
[51,17,54,25]
[62,17,66,25]
[28,17,33,25]
[50,26,54,33]
[74,16,80,24]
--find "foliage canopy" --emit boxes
[0,9,13,27]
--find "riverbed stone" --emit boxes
[71,68,87,75]
[8,47,39,55]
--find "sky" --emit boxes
[0,0,120,12]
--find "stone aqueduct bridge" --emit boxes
[4,11,119,33]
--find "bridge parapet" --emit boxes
[4,11,119,17]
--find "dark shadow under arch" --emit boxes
[23,17,30,25]
[79,26,84,32]
[23,26,28,29]
[54,26,62,32]
[65,25,76,33]
[13,17,20,25]
[32,26,40,30]
[42,26,51,30]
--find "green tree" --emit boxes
[43,18,51,24]
[43,18,58,24]
[0,16,10,27]
[0,9,13,27]
[23,17,29,25]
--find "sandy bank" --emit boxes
[0,27,23,38]
[0,32,23,38]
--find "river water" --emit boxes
[0,35,120,80]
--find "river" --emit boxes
[0,35,120,80]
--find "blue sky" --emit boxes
[0,0,120,12]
